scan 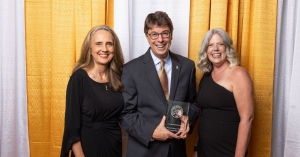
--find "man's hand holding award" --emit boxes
[165,100,190,139]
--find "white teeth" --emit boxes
[212,53,221,57]
[156,44,165,48]
[99,54,108,56]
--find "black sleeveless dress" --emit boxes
[196,72,241,157]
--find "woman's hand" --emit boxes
[192,151,198,157]
[72,141,85,157]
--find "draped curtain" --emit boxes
[0,0,29,157]
[272,0,300,156]
[3,0,297,157]
[25,0,110,156]
[114,0,190,63]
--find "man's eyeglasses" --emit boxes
[148,31,171,40]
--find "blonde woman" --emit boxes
[60,25,124,157]
[195,28,254,157]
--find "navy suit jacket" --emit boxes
[119,48,199,157]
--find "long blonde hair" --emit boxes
[73,25,124,91]
[197,28,239,72]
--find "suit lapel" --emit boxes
[143,48,167,103]
[169,52,181,101]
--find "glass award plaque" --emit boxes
[165,100,190,133]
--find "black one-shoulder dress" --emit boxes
[196,72,241,157]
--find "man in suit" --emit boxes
[119,11,199,157]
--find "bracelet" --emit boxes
[193,145,197,151]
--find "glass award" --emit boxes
[165,100,190,133]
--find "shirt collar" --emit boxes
[150,49,171,66]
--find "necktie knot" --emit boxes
[160,60,165,66]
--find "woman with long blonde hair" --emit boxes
[60,25,124,157]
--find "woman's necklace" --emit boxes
[86,67,109,90]
[99,72,109,91]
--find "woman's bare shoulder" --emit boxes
[231,66,250,78]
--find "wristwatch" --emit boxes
[193,145,197,151]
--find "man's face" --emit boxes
[146,25,172,59]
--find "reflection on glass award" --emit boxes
[165,100,190,133]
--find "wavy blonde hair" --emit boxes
[197,28,239,72]
[72,25,124,91]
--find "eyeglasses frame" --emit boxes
[147,30,171,40]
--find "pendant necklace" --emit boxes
[99,72,108,90]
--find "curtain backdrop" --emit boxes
[0,0,29,157]
[272,0,300,156]
[114,0,190,63]
[25,0,108,156]
[2,0,297,157]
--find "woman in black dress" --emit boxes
[60,25,124,157]
[195,28,254,157]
